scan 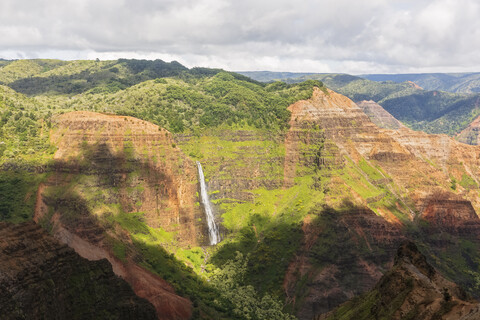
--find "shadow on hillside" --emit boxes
[209,201,480,317]
[210,203,407,316]
[43,141,212,245]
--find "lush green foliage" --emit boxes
[0,171,46,222]
[363,72,480,94]
[1,59,263,96]
[4,59,480,320]
[210,252,296,320]
[241,71,480,139]
[47,73,322,133]
[0,85,55,165]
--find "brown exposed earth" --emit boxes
[286,88,480,214]
[406,80,423,90]
[316,241,480,320]
[457,111,480,145]
[356,100,405,130]
[28,90,480,320]
[0,221,157,320]
[35,111,196,320]
[49,111,204,245]
[282,88,480,319]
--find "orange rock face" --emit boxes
[356,100,405,130]
[457,106,480,145]
[36,111,199,320]
[286,88,480,216]
[49,111,204,245]
[283,88,480,319]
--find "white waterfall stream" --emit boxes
[196,161,220,245]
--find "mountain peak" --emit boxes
[394,241,436,279]
[318,241,480,320]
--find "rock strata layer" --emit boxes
[0,221,157,320]
[316,241,480,320]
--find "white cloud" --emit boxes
[0,0,480,73]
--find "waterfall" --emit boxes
[196,161,220,245]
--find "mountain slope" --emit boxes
[0,59,259,96]
[0,221,157,319]
[239,71,480,139]
[456,114,480,145]
[317,241,480,320]
[3,60,480,320]
[263,87,480,318]
[363,73,480,93]
[356,100,405,130]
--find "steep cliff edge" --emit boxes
[49,111,204,245]
[286,87,480,216]
[356,100,405,130]
[316,241,480,320]
[281,87,480,319]
[28,90,480,320]
[35,111,196,319]
[283,207,405,319]
[457,114,480,145]
[0,221,157,320]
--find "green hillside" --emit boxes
[363,72,480,93]
[2,60,480,319]
[239,71,480,138]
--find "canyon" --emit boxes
[2,62,480,319]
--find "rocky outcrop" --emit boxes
[49,111,204,245]
[35,111,195,319]
[285,87,480,214]
[457,114,480,145]
[282,87,480,319]
[420,191,480,237]
[0,221,157,320]
[283,207,405,319]
[356,100,405,130]
[285,88,415,191]
[316,241,480,320]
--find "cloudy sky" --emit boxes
[1,0,479,74]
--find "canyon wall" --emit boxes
[281,88,480,318]
[0,221,157,319]
[36,111,196,319]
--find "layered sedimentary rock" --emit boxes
[316,241,480,320]
[283,207,405,319]
[0,221,157,320]
[457,114,480,145]
[283,88,480,319]
[176,129,285,207]
[286,87,480,214]
[420,191,480,237]
[49,111,203,245]
[356,100,405,130]
[36,111,195,319]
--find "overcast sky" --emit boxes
[1,0,479,74]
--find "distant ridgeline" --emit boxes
[0,59,323,169]
[0,59,258,95]
[239,71,480,141]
